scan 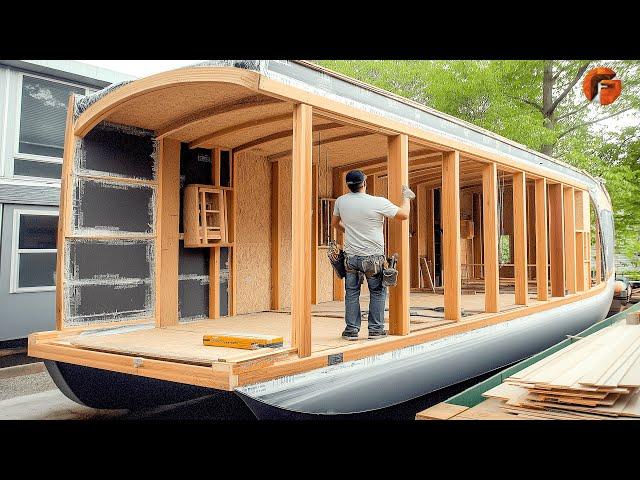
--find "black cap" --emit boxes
[345,169,366,185]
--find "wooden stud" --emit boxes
[388,134,411,334]
[513,171,528,305]
[548,183,565,297]
[563,186,577,294]
[482,163,500,313]
[157,138,181,327]
[332,167,345,301]
[472,192,483,279]
[311,163,319,304]
[291,103,313,357]
[56,94,76,330]
[213,148,221,186]
[417,184,427,286]
[526,183,537,280]
[575,189,590,292]
[425,188,436,286]
[442,151,462,321]
[229,153,237,316]
[270,161,281,310]
[189,113,292,149]
[535,178,549,301]
[210,248,220,318]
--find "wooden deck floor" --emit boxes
[61,291,538,367]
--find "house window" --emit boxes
[14,74,86,179]
[11,210,58,293]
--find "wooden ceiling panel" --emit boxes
[106,82,254,131]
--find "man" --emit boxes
[331,169,413,341]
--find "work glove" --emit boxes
[402,185,416,200]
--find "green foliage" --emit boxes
[316,60,640,261]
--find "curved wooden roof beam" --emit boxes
[155,95,282,140]
[188,113,292,149]
[74,66,262,137]
[234,122,345,154]
[267,131,375,161]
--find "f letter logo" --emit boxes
[582,67,622,106]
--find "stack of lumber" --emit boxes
[482,323,640,419]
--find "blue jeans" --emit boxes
[344,255,387,333]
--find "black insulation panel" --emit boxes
[68,239,152,280]
[178,241,209,276]
[74,178,154,233]
[69,283,151,321]
[178,278,209,320]
[80,125,156,180]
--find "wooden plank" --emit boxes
[417,184,427,287]
[442,151,461,321]
[482,163,499,313]
[563,186,577,294]
[229,154,237,315]
[189,113,292,149]
[291,103,313,357]
[213,148,221,186]
[157,138,181,327]
[425,188,436,285]
[548,183,565,297]
[311,163,319,304]
[513,171,528,305]
[56,94,76,330]
[388,134,411,334]
[575,189,589,292]
[210,247,220,318]
[416,403,469,420]
[535,178,549,301]
[332,167,345,301]
[270,161,281,310]
[472,192,483,279]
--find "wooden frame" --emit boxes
[563,186,577,294]
[442,151,461,321]
[291,103,313,357]
[513,172,528,305]
[387,134,410,334]
[35,63,615,393]
[535,178,549,301]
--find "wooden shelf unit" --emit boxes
[183,184,229,247]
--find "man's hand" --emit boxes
[402,185,416,200]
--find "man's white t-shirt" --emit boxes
[333,192,399,256]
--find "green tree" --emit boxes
[316,60,640,259]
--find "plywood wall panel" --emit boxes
[235,151,272,314]
[279,157,293,309]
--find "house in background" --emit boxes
[0,60,134,341]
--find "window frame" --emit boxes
[12,72,94,181]
[10,208,59,293]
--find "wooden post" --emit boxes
[311,164,319,304]
[425,187,436,285]
[229,153,237,316]
[575,189,590,292]
[482,162,499,313]
[291,103,313,357]
[535,178,549,301]
[417,184,427,286]
[270,161,280,310]
[387,134,410,335]
[513,171,528,305]
[563,186,577,294]
[332,167,345,301]
[595,212,602,284]
[157,138,181,327]
[548,183,565,297]
[442,151,461,321]
[472,192,483,279]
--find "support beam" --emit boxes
[270,161,280,310]
[425,188,436,286]
[513,171,528,305]
[311,163,319,304]
[268,131,374,162]
[482,163,500,313]
[442,151,462,321]
[563,186,577,294]
[417,184,427,286]
[332,168,345,301]
[548,183,565,297]
[189,113,292,149]
[210,248,220,318]
[387,134,411,334]
[575,189,590,292]
[237,122,341,156]
[157,138,181,327]
[535,178,549,301]
[291,103,313,357]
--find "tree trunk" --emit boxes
[541,60,556,156]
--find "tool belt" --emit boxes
[327,241,347,279]
[382,253,399,287]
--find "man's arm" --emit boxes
[331,214,345,234]
[391,185,414,220]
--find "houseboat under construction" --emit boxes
[28,60,615,418]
